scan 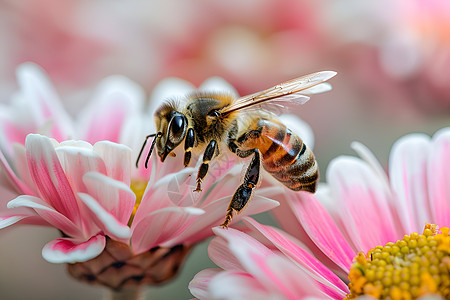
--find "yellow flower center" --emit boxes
[346,224,450,299]
[128,179,148,226]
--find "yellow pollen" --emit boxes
[345,224,450,299]
[128,179,148,226]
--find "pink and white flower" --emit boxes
[274,127,450,263]
[0,63,279,289]
[189,219,348,299]
[190,127,450,299]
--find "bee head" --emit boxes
[154,104,188,162]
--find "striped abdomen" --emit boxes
[256,119,318,192]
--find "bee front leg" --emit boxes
[184,128,195,167]
[220,149,260,228]
[194,140,217,192]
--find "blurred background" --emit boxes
[0,0,449,299]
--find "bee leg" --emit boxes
[220,149,260,228]
[184,128,195,167]
[194,140,217,192]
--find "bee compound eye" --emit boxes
[170,115,185,139]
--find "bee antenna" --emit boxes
[136,133,161,169]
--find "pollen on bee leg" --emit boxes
[345,224,450,299]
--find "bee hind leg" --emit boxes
[220,149,260,228]
[194,139,217,192]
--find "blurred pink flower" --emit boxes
[326,0,450,113]
[0,0,332,99]
[191,127,450,299]
[161,0,331,95]
[0,63,279,289]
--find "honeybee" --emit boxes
[136,71,336,228]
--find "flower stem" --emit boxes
[104,286,145,300]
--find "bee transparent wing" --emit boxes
[239,93,310,115]
[222,71,336,115]
[301,82,333,95]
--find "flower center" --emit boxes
[128,179,148,226]
[346,224,450,299]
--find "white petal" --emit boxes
[208,270,276,300]
[0,215,27,229]
[327,156,399,251]
[199,77,239,97]
[389,133,432,233]
[77,75,145,144]
[78,193,131,240]
[428,127,450,225]
[42,234,106,263]
[16,62,74,139]
[351,141,391,194]
[147,77,195,116]
[82,171,135,223]
[7,195,82,237]
[93,141,132,185]
[189,268,222,299]
[131,206,204,254]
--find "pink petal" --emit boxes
[10,144,36,194]
[213,227,274,261]
[327,156,400,251]
[207,270,273,300]
[161,196,232,246]
[150,167,196,207]
[243,217,349,296]
[270,192,317,250]
[213,228,326,299]
[188,268,222,299]
[78,193,131,241]
[186,163,243,208]
[25,134,81,224]
[133,168,195,224]
[428,128,450,225]
[42,234,106,263]
[0,215,28,229]
[285,191,355,273]
[126,116,155,181]
[7,195,82,237]
[82,172,135,225]
[207,235,246,272]
[0,213,49,227]
[251,254,326,299]
[0,103,34,156]
[168,195,279,246]
[389,134,432,232]
[55,142,107,194]
[351,142,391,194]
[77,76,144,144]
[131,206,204,254]
[16,63,74,141]
[0,149,35,195]
[93,141,132,185]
